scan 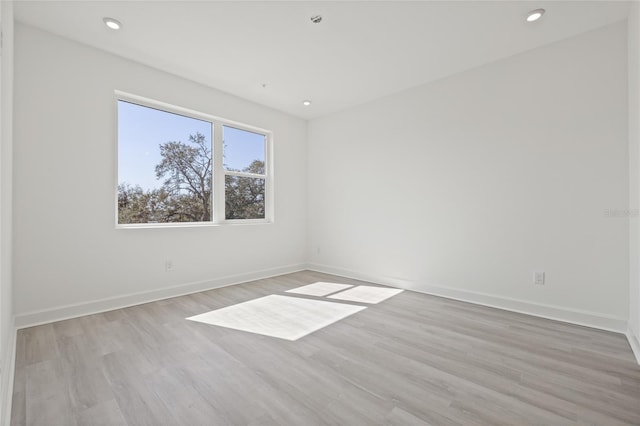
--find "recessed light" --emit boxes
[302,100,312,106]
[103,17,122,30]
[526,9,545,22]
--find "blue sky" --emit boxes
[224,125,265,172]
[118,101,265,191]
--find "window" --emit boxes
[116,94,271,226]
[223,126,266,220]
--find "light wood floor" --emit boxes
[11,271,640,425]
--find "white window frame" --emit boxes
[219,124,270,223]
[115,91,273,228]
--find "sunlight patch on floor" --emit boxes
[186,294,366,341]
[328,285,404,304]
[285,282,353,297]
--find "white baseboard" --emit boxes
[1,321,16,426]
[627,326,640,365]
[307,263,628,333]
[14,263,306,329]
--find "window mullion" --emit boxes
[224,171,266,179]
[213,122,225,223]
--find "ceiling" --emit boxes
[14,1,631,120]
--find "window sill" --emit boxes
[115,220,272,230]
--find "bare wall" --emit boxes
[13,23,308,318]
[629,1,640,359]
[308,22,629,329]
[1,0,15,421]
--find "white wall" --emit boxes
[0,1,14,421]
[308,22,629,330]
[13,24,307,323]
[629,2,640,362]
[10,14,633,335]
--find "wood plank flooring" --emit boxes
[11,271,640,425]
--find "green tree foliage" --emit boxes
[118,133,265,223]
[155,133,212,222]
[225,160,266,220]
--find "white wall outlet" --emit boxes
[534,271,545,285]
[165,260,173,272]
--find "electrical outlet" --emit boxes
[534,271,545,285]
[165,260,173,272]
